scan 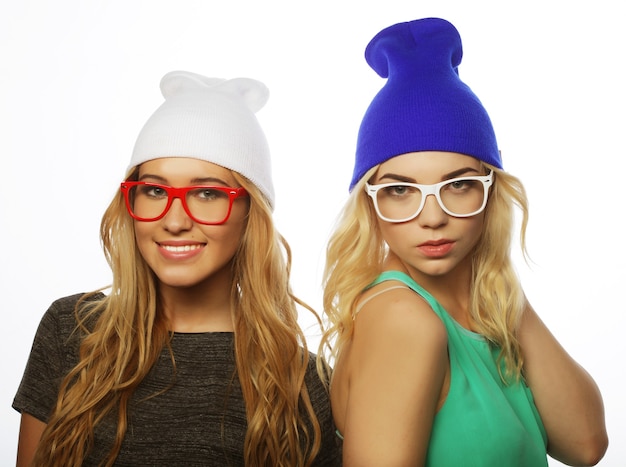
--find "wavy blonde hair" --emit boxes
[34,168,327,466]
[320,164,529,380]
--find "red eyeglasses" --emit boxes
[120,182,248,225]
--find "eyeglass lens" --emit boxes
[129,184,233,224]
[375,179,486,220]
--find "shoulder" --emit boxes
[333,282,449,463]
[347,281,447,379]
[355,280,446,343]
[50,290,105,316]
[37,292,106,343]
[36,293,84,333]
[13,293,104,421]
[46,292,105,317]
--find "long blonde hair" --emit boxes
[34,169,326,466]
[320,164,529,379]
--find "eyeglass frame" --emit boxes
[365,169,494,223]
[120,181,249,225]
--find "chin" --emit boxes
[415,260,457,277]
[154,273,204,289]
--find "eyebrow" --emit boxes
[377,167,482,183]
[138,174,233,186]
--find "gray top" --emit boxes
[14,293,341,466]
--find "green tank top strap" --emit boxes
[368,270,444,319]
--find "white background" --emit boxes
[1,1,624,465]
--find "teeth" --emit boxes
[161,244,202,252]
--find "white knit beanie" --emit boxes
[129,70,275,208]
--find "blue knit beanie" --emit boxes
[350,18,502,190]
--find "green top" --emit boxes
[369,271,548,466]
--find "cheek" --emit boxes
[202,217,247,248]
[219,204,248,245]
[463,215,486,249]
[377,220,406,248]
[133,221,148,236]
[133,222,152,252]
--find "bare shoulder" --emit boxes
[354,280,447,345]
[333,280,449,464]
[348,280,448,374]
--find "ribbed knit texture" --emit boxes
[130,71,275,208]
[350,18,502,190]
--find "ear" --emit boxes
[219,77,269,113]
[159,70,225,98]
[159,71,269,114]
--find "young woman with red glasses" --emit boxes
[14,71,340,466]
[321,18,607,466]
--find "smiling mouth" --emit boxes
[160,244,204,252]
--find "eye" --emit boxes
[191,187,229,202]
[382,184,417,198]
[138,184,168,198]
[445,179,474,192]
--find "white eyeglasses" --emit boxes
[365,170,494,223]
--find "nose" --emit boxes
[162,197,193,233]
[417,193,448,229]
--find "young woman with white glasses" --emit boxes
[321,18,607,466]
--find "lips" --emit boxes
[157,241,206,259]
[417,239,454,257]
[160,244,203,253]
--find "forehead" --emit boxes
[377,151,481,178]
[137,157,237,184]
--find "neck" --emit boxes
[387,252,475,329]
[158,269,235,333]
